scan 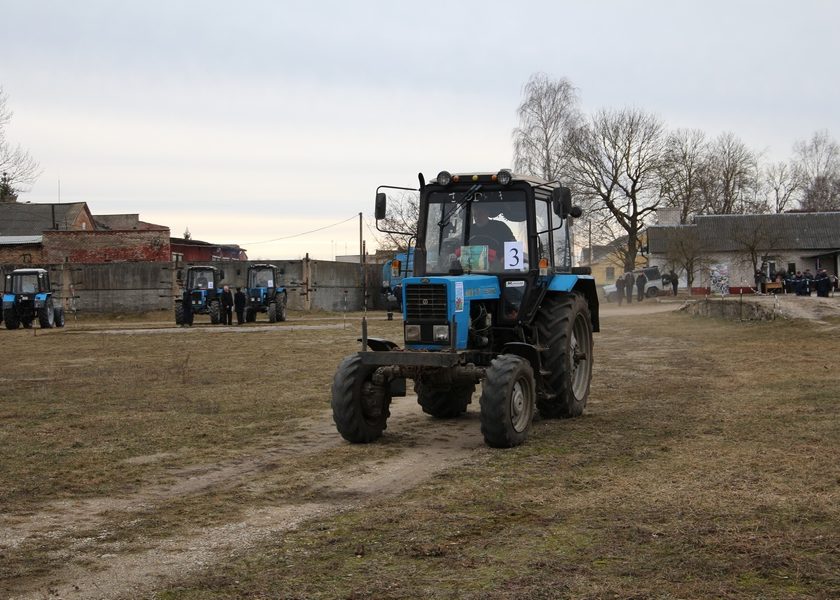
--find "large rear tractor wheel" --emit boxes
[534,292,593,419]
[479,355,536,448]
[175,302,185,325]
[415,380,474,418]
[54,307,65,328]
[268,302,278,323]
[4,309,20,330]
[331,354,391,443]
[209,300,221,324]
[38,298,56,329]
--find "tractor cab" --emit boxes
[3,268,65,329]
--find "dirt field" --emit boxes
[1,300,839,599]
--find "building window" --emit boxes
[787,262,796,274]
[605,266,615,281]
[21,253,32,263]
[172,252,184,265]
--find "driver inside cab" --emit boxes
[469,203,515,264]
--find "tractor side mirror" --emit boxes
[375,192,387,220]
[552,186,582,219]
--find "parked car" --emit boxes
[602,266,663,302]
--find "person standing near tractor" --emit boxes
[234,286,247,324]
[624,271,634,304]
[669,269,679,296]
[221,285,234,325]
[635,270,648,302]
[181,287,193,327]
[615,274,625,306]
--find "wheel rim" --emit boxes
[510,377,532,432]
[570,313,591,399]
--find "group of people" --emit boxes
[614,270,650,306]
[180,284,248,326]
[756,268,837,297]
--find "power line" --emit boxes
[243,214,359,245]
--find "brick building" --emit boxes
[0,202,170,264]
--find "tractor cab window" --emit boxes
[249,268,273,288]
[189,269,214,290]
[12,274,40,294]
[424,190,528,274]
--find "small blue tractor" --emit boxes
[381,248,414,313]
[175,265,226,325]
[244,263,288,323]
[3,268,66,329]
[331,170,599,448]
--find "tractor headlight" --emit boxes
[496,169,512,185]
[405,324,421,342]
[433,325,449,342]
[436,170,452,186]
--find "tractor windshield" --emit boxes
[248,268,274,288]
[424,190,529,274]
[11,273,41,294]
[188,269,215,290]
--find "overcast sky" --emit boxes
[3,0,839,259]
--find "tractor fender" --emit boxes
[501,342,542,375]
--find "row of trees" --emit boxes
[0,88,40,202]
[512,73,840,271]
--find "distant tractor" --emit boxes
[244,264,288,323]
[3,268,66,329]
[175,265,226,325]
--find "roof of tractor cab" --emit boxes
[10,268,49,275]
[430,171,557,188]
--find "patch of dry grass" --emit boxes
[159,312,840,599]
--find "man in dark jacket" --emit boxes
[635,271,648,302]
[624,271,634,304]
[181,288,193,327]
[221,285,234,325]
[234,287,247,324]
[668,269,679,296]
[615,274,625,306]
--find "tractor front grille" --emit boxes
[405,283,448,320]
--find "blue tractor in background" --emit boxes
[332,170,599,448]
[381,248,414,311]
[3,268,65,329]
[175,265,226,325]
[244,263,288,323]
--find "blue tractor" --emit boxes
[244,263,288,323]
[175,265,226,325]
[3,268,66,329]
[381,248,414,312]
[331,170,599,448]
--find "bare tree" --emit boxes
[698,132,763,215]
[730,217,784,280]
[567,108,666,272]
[793,130,840,211]
[655,226,707,289]
[512,73,581,182]
[764,161,799,213]
[0,88,41,199]
[373,191,419,252]
[658,129,708,223]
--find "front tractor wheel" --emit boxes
[331,354,391,443]
[534,293,593,419]
[38,298,56,329]
[4,309,20,330]
[479,354,536,448]
[415,380,474,418]
[268,302,278,323]
[209,300,221,324]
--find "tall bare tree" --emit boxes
[567,108,666,272]
[0,87,40,200]
[698,132,763,215]
[512,73,581,182]
[658,129,708,223]
[730,217,784,279]
[764,161,799,213]
[656,226,707,289]
[793,130,840,211]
